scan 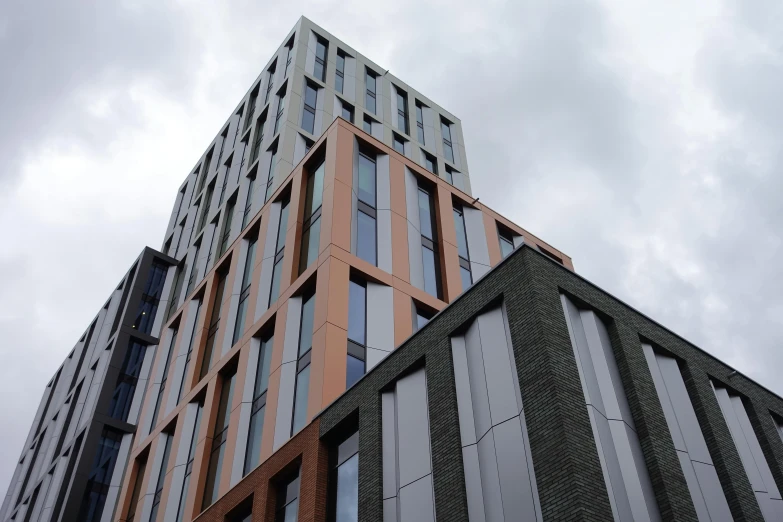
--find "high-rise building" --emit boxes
[8,14,782,522]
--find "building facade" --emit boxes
[1,16,573,522]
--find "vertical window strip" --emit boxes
[417,186,441,299]
[453,206,472,290]
[299,161,325,273]
[269,198,290,307]
[200,272,228,380]
[175,402,203,522]
[203,371,236,510]
[243,334,273,475]
[242,175,257,229]
[177,299,202,404]
[346,280,367,388]
[151,328,178,430]
[291,291,315,435]
[416,101,425,144]
[356,152,377,266]
[335,51,345,93]
[233,238,258,345]
[365,69,377,114]
[219,200,236,257]
[148,433,173,522]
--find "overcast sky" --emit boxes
[2,0,782,496]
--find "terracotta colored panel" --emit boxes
[326,257,350,330]
[321,322,348,408]
[389,157,407,217]
[259,367,281,461]
[334,124,355,187]
[391,211,410,283]
[306,324,327,420]
[483,211,502,267]
[436,184,457,248]
[322,126,339,188]
[393,288,413,347]
[442,241,463,303]
[330,179,353,254]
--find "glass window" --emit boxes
[335,51,345,93]
[422,246,439,299]
[151,328,177,429]
[107,340,147,422]
[242,174,256,229]
[341,102,354,123]
[269,198,289,307]
[453,208,469,260]
[357,153,376,207]
[347,281,366,345]
[149,433,173,522]
[291,364,310,434]
[417,189,434,240]
[314,37,328,82]
[177,299,202,404]
[274,88,286,136]
[275,472,300,522]
[346,355,365,389]
[365,69,377,114]
[203,371,236,510]
[132,261,167,335]
[498,226,515,258]
[292,291,314,435]
[393,134,405,155]
[264,61,276,105]
[441,118,454,163]
[244,334,273,475]
[76,427,123,522]
[416,101,425,144]
[244,86,259,132]
[174,402,202,522]
[396,88,409,134]
[423,152,437,174]
[415,306,433,331]
[300,161,325,273]
[284,38,294,77]
[266,142,278,203]
[126,458,146,522]
[200,270,228,379]
[298,293,315,358]
[363,115,372,134]
[444,165,454,185]
[356,211,376,266]
[233,238,257,345]
[302,83,317,134]
[332,433,359,522]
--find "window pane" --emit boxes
[299,295,315,357]
[341,106,352,122]
[366,72,375,92]
[305,85,317,108]
[233,297,248,345]
[277,202,289,252]
[346,355,365,389]
[335,453,359,522]
[313,62,324,82]
[417,189,433,240]
[445,168,454,185]
[316,41,327,60]
[366,94,375,114]
[422,246,439,299]
[460,266,472,291]
[356,211,376,266]
[300,217,321,272]
[255,337,274,396]
[301,109,315,134]
[243,406,264,475]
[336,75,343,94]
[357,154,376,206]
[305,162,325,216]
[393,137,404,154]
[347,281,366,344]
[292,366,310,434]
[416,312,429,330]
[336,54,344,72]
[269,260,282,306]
[203,444,225,508]
[453,209,469,260]
[444,143,454,163]
[363,118,372,134]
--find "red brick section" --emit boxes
[194,419,328,522]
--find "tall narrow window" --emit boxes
[299,161,325,273]
[218,162,231,207]
[393,133,406,155]
[453,206,472,290]
[149,432,173,522]
[362,115,373,135]
[356,152,377,266]
[200,270,228,380]
[314,36,328,82]
[216,128,228,166]
[107,340,147,422]
[16,431,45,507]
[203,370,236,510]
[335,50,346,94]
[302,82,318,134]
[243,85,259,133]
[341,101,354,123]
[175,402,203,522]
[76,427,123,522]
[365,69,377,114]
[168,264,184,321]
[125,457,146,522]
[441,118,454,163]
[232,106,244,149]
[150,328,178,429]
[418,186,441,299]
[423,151,438,174]
[415,101,425,144]
[444,165,455,185]
[242,174,256,229]
[177,299,203,404]
[414,304,434,332]
[204,216,219,272]
[498,225,515,258]
[331,432,359,522]
[284,37,294,77]
[219,199,236,257]
[275,471,300,522]
[396,87,409,134]
[265,142,278,203]
[243,334,274,475]
[264,61,276,106]
[346,280,366,388]
[233,238,257,346]
[250,113,267,164]
[269,197,290,307]
[195,162,207,198]
[197,182,215,234]
[292,290,315,435]
[273,87,286,136]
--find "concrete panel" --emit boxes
[461,445,487,522]
[493,418,540,521]
[476,431,504,522]
[403,167,421,232]
[367,283,394,352]
[282,296,303,364]
[366,347,390,372]
[273,363,296,450]
[692,460,734,522]
[398,475,436,522]
[395,369,432,488]
[377,154,391,210]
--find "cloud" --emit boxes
[2,0,783,501]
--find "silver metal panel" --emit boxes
[161,463,186,522]
[367,283,394,352]
[273,363,296,450]
[609,420,660,521]
[730,394,781,498]
[461,446,487,522]
[398,475,436,522]
[757,494,783,522]
[404,167,421,232]
[677,451,712,522]
[692,460,734,522]
[588,408,630,521]
[377,209,393,274]
[642,344,687,452]
[382,391,398,500]
[476,307,520,426]
[463,206,491,267]
[366,347,390,372]
[657,354,713,464]
[451,336,477,447]
[282,297,303,364]
[714,386,765,492]
[476,431,504,522]
[395,368,432,488]
[230,402,252,486]
[377,154,391,210]
[464,320,492,442]
[561,296,606,416]
[383,498,398,522]
[493,418,540,521]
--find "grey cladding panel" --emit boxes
[273,364,296,450]
[476,308,521,425]
[398,475,436,522]
[395,369,432,488]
